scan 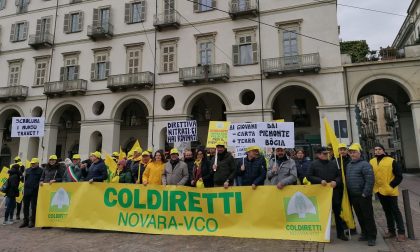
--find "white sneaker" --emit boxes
[2,221,7,225]
[6,220,14,225]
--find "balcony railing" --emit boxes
[28,32,53,49]
[44,79,87,97]
[87,22,113,40]
[229,0,258,19]
[153,12,180,31]
[107,72,154,91]
[179,63,230,84]
[0,86,28,101]
[262,53,320,77]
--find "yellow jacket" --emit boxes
[370,156,398,196]
[142,161,165,185]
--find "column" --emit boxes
[17,137,30,162]
[399,111,419,170]
[409,103,420,169]
[349,105,361,143]
[42,124,58,163]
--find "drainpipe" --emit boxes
[257,0,264,121]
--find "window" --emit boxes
[34,58,49,86]
[334,120,348,139]
[16,0,29,13]
[160,41,177,73]
[8,62,22,86]
[36,17,52,38]
[91,50,110,80]
[92,7,111,31]
[0,0,6,11]
[64,12,83,33]
[194,0,215,12]
[125,1,146,24]
[10,21,28,42]
[61,54,79,81]
[233,29,258,65]
[283,29,298,57]
[126,47,142,73]
[100,8,110,28]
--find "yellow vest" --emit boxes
[370,157,398,196]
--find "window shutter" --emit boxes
[91,63,96,80]
[92,8,99,28]
[73,65,79,80]
[59,67,65,81]
[232,44,240,65]
[124,3,131,23]
[193,0,199,12]
[252,42,258,64]
[36,19,42,36]
[105,61,110,78]
[78,12,84,31]
[45,17,51,33]
[15,0,19,6]
[0,0,6,10]
[212,0,216,8]
[22,21,28,40]
[64,14,70,33]
[141,1,146,22]
[10,23,16,42]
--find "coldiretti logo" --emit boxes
[284,192,319,222]
[49,188,70,213]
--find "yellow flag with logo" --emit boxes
[0,167,9,196]
[129,140,142,154]
[323,117,355,229]
[104,153,117,174]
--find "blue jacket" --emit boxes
[23,166,44,196]
[346,158,374,197]
[295,159,310,183]
[237,156,267,186]
[83,159,108,182]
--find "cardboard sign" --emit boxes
[11,117,45,137]
[167,120,197,143]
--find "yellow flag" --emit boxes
[323,117,355,229]
[119,146,126,161]
[16,182,24,203]
[0,167,10,196]
[275,119,285,122]
[104,153,117,174]
[26,160,31,169]
[129,140,142,154]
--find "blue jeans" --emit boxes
[4,197,16,221]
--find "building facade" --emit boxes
[0,0,354,164]
[393,0,420,49]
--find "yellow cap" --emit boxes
[112,152,119,157]
[30,158,39,164]
[133,147,142,153]
[72,154,81,159]
[215,141,226,147]
[141,151,150,156]
[147,148,153,154]
[49,155,58,160]
[338,143,347,149]
[90,151,101,158]
[353,143,362,151]
[246,146,260,152]
[170,148,179,155]
[14,156,21,161]
[348,144,361,151]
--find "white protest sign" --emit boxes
[12,117,45,137]
[234,146,247,159]
[167,120,197,143]
[228,122,295,148]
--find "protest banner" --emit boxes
[11,117,45,137]
[228,122,295,148]
[206,121,230,148]
[36,183,332,242]
[234,146,247,159]
[167,120,197,143]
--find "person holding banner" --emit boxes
[346,144,377,246]
[295,149,310,184]
[128,148,142,184]
[40,155,64,186]
[20,158,43,228]
[307,147,348,241]
[191,148,212,188]
[110,159,132,183]
[3,164,20,225]
[267,148,297,189]
[143,150,166,186]
[11,156,25,220]
[63,154,82,182]
[162,148,189,186]
[211,142,236,188]
[81,152,108,183]
[236,146,267,189]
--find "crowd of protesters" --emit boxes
[1,141,406,246]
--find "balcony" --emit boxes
[262,53,320,77]
[229,0,258,20]
[107,72,154,91]
[179,63,230,84]
[28,33,53,49]
[44,79,87,97]
[87,22,113,40]
[0,86,28,102]
[153,12,180,31]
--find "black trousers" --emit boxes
[23,193,38,224]
[16,202,22,217]
[332,188,345,237]
[351,195,377,240]
[377,193,405,235]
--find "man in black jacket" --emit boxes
[183,149,195,187]
[40,155,64,185]
[237,146,267,189]
[20,158,43,228]
[81,152,108,183]
[211,142,236,188]
[307,147,348,241]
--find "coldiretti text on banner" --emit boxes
[36,183,332,242]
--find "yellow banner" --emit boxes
[36,183,332,242]
[206,121,231,148]
[0,167,24,202]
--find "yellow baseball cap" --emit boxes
[72,154,81,159]
[147,148,153,154]
[246,146,260,152]
[14,156,21,161]
[170,148,179,155]
[112,152,119,157]
[49,155,58,160]
[142,151,150,156]
[338,143,347,149]
[30,158,39,164]
[90,151,101,158]
[133,147,142,153]
[348,144,361,151]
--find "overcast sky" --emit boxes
[338,0,412,50]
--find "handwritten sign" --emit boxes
[167,120,197,143]
[12,117,45,137]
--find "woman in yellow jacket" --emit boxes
[143,150,166,185]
